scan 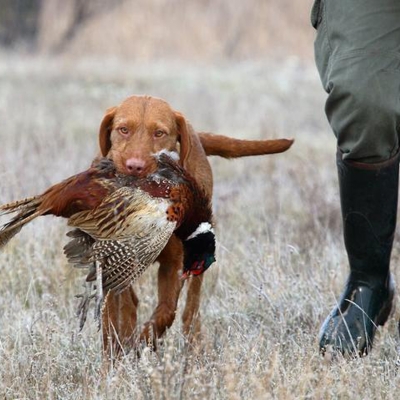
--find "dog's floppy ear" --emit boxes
[99,106,117,156]
[175,111,192,168]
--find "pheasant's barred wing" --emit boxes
[67,186,177,292]
[89,219,177,292]
[67,187,171,240]
[102,259,148,293]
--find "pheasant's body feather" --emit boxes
[69,191,177,292]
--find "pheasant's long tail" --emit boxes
[0,196,47,249]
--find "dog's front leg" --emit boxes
[101,286,139,358]
[182,274,203,341]
[138,235,184,349]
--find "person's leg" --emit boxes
[312,0,400,355]
[320,153,398,355]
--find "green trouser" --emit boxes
[312,0,400,163]
[312,0,400,355]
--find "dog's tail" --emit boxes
[198,133,294,158]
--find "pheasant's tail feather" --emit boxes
[0,196,40,214]
[0,225,22,248]
[0,206,44,249]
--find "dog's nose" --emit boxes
[126,158,146,175]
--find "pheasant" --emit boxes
[0,152,216,324]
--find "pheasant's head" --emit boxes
[181,223,216,280]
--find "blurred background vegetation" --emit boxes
[3,2,400,399]
[0,0,314,62]
[3,3,371,399]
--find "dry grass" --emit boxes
[1,54,400,399]
[37,0,315,62]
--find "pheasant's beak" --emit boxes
[180,260,205,280]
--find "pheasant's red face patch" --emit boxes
[180,260,205,280]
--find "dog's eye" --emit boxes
[154,130,166,138]
[118,127,129,136]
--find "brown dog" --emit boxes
[97,95,293,355]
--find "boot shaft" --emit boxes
[337,151,399,280]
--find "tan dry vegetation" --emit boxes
[37,0,315,61]
[1,53,400,399]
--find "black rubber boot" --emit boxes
[319,151,399,356]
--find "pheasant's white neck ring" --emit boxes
[186,222,214,241]
[153,149,180,161]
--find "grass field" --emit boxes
[1,54,400,399]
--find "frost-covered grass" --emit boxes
[1,55,400,399]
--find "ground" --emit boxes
[0,54,399,399]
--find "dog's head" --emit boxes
[99,95,192,177]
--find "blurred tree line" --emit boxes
[0,0,313,60]
[0,0,122,52]
[0,0,42,49]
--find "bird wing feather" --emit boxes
[67,187,170,240]
[66,186,177,292]
[63,229,95,267]
[89,218,176,292]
